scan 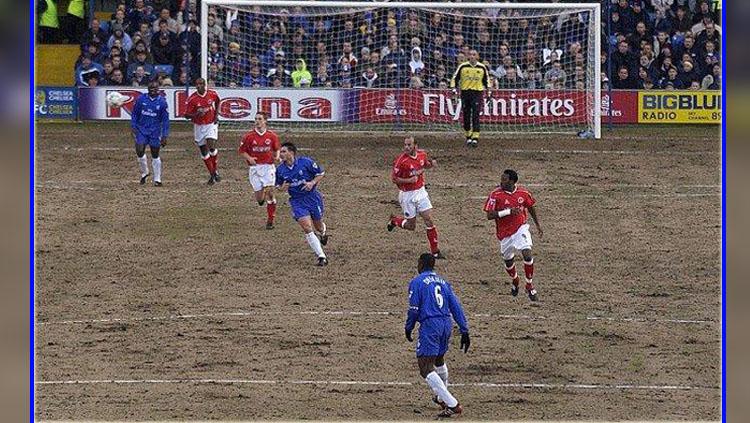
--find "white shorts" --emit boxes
[194,123,219,147]
[499,224,533,260]
[398,187,433,219]
[248,164,276,192]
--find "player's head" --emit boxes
[195,77,206,94]
[418,253,435,273]
[403,136,417,155]
[501,169,518,190]
[468,49,479,64]
[254,111,268,130]
[147,80,160,97]
[280,142,297,163]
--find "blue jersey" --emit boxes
[406,270,469,333]
[275,156,325,200]
[405,271,469,335]
[131,93,170,139]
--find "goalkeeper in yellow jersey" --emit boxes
[450,50,491,148]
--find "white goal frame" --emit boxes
[201,0,601,139]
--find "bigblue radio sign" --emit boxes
[35,87,77,119]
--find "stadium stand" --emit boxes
[35,0,721,90]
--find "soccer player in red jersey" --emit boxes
[184,77,221,184]
[238,112,281,229]
[387,136,444,259]
[483,169,544,301]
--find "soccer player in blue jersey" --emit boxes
[405,253,470,418]
[275,142,330,266]
[131,80,170,186]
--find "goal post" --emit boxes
[200,0,601,138]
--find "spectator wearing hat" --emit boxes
[292,58,313,88]
[152,33,180,70]
[108,23,133,54]
[409,46,425,75]
[224,42,248,85]
[678,59,700,86]
[658,65,684,88]
[75,55,104,86]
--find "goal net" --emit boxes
[201,1,601,138]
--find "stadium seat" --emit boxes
[154,65,174,76]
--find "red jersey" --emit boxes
[238,128,280,165]
[483,185,537,240]
[185,90,220,125]
[392,149,430,192]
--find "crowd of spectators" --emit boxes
[36,0,721,90]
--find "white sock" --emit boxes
[137,156,148,177]
[425,372,458,408]
[152,157,162,182]
[305,232,326,258]
[435,364,449,386]
[209,148,218,156]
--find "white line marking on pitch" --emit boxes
[35,310,712,326]
[34,378,716,391]
[35,183,721,200]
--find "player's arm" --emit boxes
[450,63,463,95]
[130,97,141,136]
[160,99,170,145]
[274,169,289,191]
[482,64,492,97]
[404,280,421,341]
[237,139,257,165]
[213,93,221,123]
[527,204,543,238]
[184,97,195,120]
[423,153,436,169]
[484,195,520,220]
[446,283,470,353]
[303,159,325,191]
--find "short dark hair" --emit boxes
[503,169,519,183]
[281,142,297,153]
[418,253,435,272]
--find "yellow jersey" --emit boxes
[450,61,490,92]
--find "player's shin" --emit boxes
[266,196,276,223]
[425,372,458,408]
[209,148,219,171]
[524,258,534,284]
[137,155,148,177]
[435,364,449,386]
[305,232,326,259]
[505,263,519,284]
[152,157,162,183]
[202,154,213,174]
[391,215,406,228]
[426,226,439,254]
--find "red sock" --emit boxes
[524,259,534,281]
[210,149,219,172]
[266,200,276,223]
[426,226,439,254]
[391,215,406,228]
[505,264,519,283]
[202,155,214,174]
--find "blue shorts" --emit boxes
[416,317,453,357]
[290,191,324,221]
[135,132,162,148]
